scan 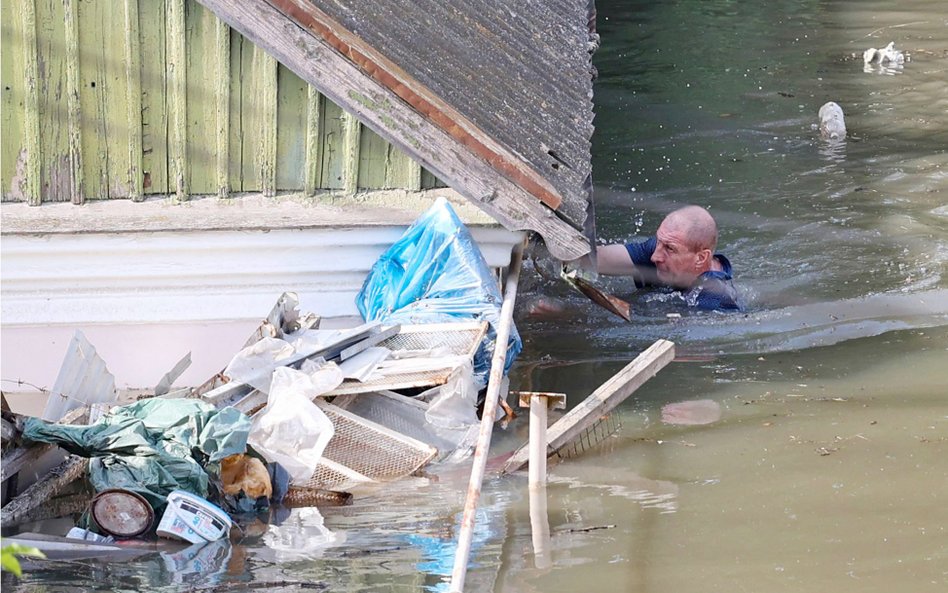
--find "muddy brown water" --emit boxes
[5,1,947,591]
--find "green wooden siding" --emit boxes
[0,0,440,204]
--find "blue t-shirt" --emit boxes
[624,237,742,311]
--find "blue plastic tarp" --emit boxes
[356,198,521,387]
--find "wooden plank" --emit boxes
[0,0,26,202]
[320,100,345,189]
[342,110,361,194]
[0,456,87,528]
[0,406,89,484]
[63,0,84,203]
[194,0,590,260]
[139,0,168,195]
[254,46,278,196]
[35,0,69,202]
[214,16,230,198]
[124,0,144,201]
[229,30,247,191]
[20,0,41,205]
[78,0,131,200]
[167,0,187,200]
[405,155,423,192]
[16,493,90,524]
[303,85,323,196]
[185,1,218,195]
[501,339,676,474]
[273,0,565,211]
[358,125,389,190]
[276,65,307,191]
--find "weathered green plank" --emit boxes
[215,16,229,198]
[234,33,254,191]
[342,110,361,194]
[276,65,307,191]
[185,1,219,195]
[140,0,168,194]
[320,100,345,190]
[105,0,132,199]
[167,0,187,200]
[405,156,423,192]
[64,0,83,203]
[125,0,143,201]
[35,0,69,202]
[382,144,417,190]
[255,46,278,196]
[1,0,27,202]
[21,0,41,205]
[357,125,388,190]
[303,85,323,196]
[77,0,115,199]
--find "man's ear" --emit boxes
[694,248,712,269]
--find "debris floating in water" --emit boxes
[661,399,722,425]
[863,41,905,66]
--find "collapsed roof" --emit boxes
[197,0,598,261]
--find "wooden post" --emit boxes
[448,240,524,593]
[501,340,675,474]
[515,391,566,488]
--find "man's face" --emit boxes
[651,219,704,288]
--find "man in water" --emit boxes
[596,205,741,311]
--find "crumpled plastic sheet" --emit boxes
[248,365,341,484]
[21,398,251,510]
[355,197,521,388]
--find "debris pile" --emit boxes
[1,198,515,561]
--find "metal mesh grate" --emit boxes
[376,322,486,355]
[296,400,438,490]
[552,413,622,460]
[303,458,371,491]
[333,391,469,455]
[325,322,487,396]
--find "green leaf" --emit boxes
[1,543,47,577]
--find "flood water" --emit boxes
[6,1,947,592]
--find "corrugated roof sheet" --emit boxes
[313,0,596,228]
[197,0,596,259]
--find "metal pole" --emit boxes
[529,484,552,569]
[528,397,548,488]
[448,240,524,593]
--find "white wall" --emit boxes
[1,225,522,393]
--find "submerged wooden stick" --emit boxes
[448,240,524,593]
[501,339,675,474]
[1,456,88,528]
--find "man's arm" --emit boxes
[597,244,637,275]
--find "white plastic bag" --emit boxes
[223,337,295,393]
[248,366,343,483]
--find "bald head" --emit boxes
[663,205,718,252]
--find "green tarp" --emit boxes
[22,399,250,509]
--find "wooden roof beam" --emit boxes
[195,0,591,261]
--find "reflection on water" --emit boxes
[6,1,947,592]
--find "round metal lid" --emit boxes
[90,488,154,538]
